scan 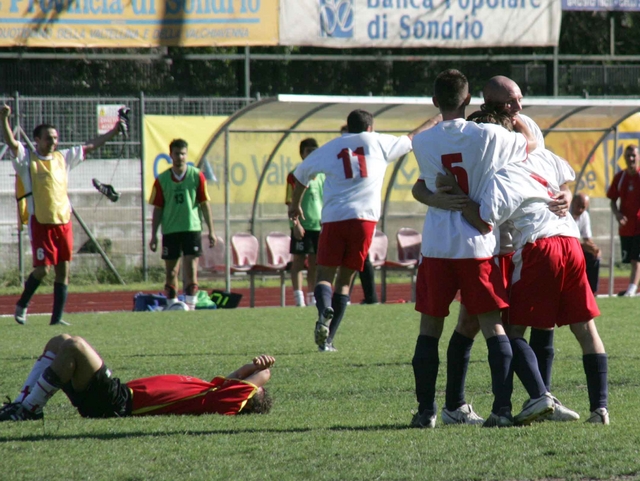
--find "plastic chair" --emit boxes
[250,232,292,307]
[381,227,422,303]
[368,230,388,268]
[200,235,226,273]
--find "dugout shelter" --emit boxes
[197,94,640,296]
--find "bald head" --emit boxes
[482,76,523,117]
[571,192,590,219]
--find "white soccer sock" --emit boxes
[14,351,56,404]
[306,292,316,306]
[22,369,60,413]
[167,297,178,306]
[627,284,637,296]
[185,295,196,310]
[294,290,305,307]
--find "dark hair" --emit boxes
[299,138,319,157]
[433,69,469,111]
[169,138,188,152]
[625,144,638,153]
[238,387,273,415]
[33,124,57,139]
[467,110,513,131]
[347,109,373,133]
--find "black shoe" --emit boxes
[0,402,43,422]
[92,178,120,202]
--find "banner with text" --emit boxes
[0,0,278,48]
[561,0,640,10]
[280,0,561,48]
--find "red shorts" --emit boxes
[498,252,515,290]
[508,236,600,328]
[415,257,509,317]
[317,219,376,271]
[29,216,73,267]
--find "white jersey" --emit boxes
[293,132,412,223]
[479,151,580,250]
[574,210,593,239]
[520,113,545,149]
[12,143,84,217]
[413,118,529,259]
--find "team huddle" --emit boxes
[1,70,608,426]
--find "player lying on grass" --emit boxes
[436,110,609,425]
[0,334,274,421]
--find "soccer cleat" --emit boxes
[318,342,338,352]
[314,307,333,347]
[441,403,485,425]
[92,178,120,203]
[410,409,437,428]
[0,402,43,422]
[586,407,610,425]
[50,319,71,326]
[514,392,555,426]
[483,408,514,428]
[14,305,27,325]
[536,396,580,422]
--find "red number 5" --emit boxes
[338,147,368,179]
[441,153,469,194]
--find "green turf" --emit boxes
[1,299,639,480]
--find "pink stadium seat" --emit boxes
[368,230,388,268]
[250,232,292,307]
[381,227,422,303]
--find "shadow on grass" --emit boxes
[0,421,416,443]
[0,425,314,443]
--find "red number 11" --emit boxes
[338,147,368,179]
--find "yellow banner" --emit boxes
[544,113,640,198]
[0,0,278,47]
[202,130,420,206]
[143,115,227,197]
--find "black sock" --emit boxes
[445,330,474,411]
[529,328,554,391]
[42,366,64,389]
[314,284,332,317]
[583,353,608,412]
[17,273,42,308]
[50,282,68,324]
[165,284,177,299]
[327,293,349,343]
[511,337,547,400]
[486,335,513,414]
[359,258,378,303]
[412,335,440,415]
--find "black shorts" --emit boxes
[620,235,640,263]
[290,229,320,255]
[162,231,203,260]
[62,365,132,418]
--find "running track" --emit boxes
[0,279,628,316]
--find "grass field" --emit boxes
[1,299,639,481]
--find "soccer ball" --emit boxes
[164,301,190,311]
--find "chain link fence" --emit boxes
[0,95,253,282]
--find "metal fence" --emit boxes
[512,64,640,97]
[0,95,254,281]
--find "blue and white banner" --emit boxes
[280,0,562,48]
[562,0,640,10]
